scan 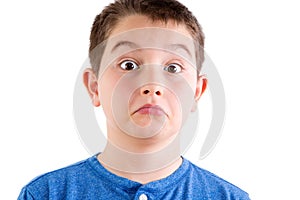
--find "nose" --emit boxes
[140,84,163,97]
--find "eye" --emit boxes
[164,63,183,73]
[119,60,139,71]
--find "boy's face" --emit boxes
[85,15,206,145]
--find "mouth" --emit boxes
[133,104,167,116]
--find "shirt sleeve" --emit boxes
[18,187,34,200]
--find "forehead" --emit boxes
[99,15,197,68]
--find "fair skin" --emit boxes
[83,15,207,184]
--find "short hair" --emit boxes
[89,0,205,77]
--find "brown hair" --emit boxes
[89,0,205,76]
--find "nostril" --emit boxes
[142,88,162,96]
[143,90,150,94]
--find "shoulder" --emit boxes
[29,158,89,185]
[18,156,94,199]
[185,159,250,199]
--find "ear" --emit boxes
[191,75,207,112]
[83,68,101,107]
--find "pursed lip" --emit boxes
[132,104,167,116]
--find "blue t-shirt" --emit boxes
[18,155,250,200]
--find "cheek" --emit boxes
[184,71,198,92]
[167,94,183,129]
[98,69,121,112]
[167,78,196,123]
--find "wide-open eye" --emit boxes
[163,63,183,73]
[119,60,139,71]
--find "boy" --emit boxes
[18,0,250,199]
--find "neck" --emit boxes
[98,153,182,184]
[98,131,182,184]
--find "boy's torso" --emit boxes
[18,155,250,200]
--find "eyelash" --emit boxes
[117,58,185,73]
[118,60,139,71]
[167,63,183,73]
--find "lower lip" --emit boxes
[137,107,165,116]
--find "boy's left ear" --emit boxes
[192,75,207,112]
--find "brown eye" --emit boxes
[164,63,182,73]
[119,60,139,71]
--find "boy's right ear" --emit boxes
[83,68,101,107]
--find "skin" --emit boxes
[83,15,207,184]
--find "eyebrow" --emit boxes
[111,40,192,59]
[167,44,192,58]
[111,41,139,53]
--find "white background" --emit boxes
[1,0,299,199]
